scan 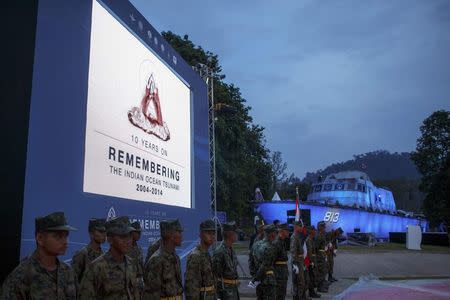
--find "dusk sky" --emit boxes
[130,0,450,178]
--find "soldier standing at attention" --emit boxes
[184,220,217,300]
[144,238,161,265]
[71,218,106,283]
[143,219,183,300]
[251,224,277,300]
[305,226,321,298]
[1,212,77,299]
[248,220,265,277]
[212,222,240,300]
[273,223,289,300]
[315,221,329,293]
[291,221,308,300]
[79,216,141,299]
[129,221,145,293]
[327,227,343,283]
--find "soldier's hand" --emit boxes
[292,264,299,274]
[248,280,260,288]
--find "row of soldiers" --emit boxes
[0,211,243,300]
[248,220,343,300]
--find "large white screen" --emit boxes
[83,1,191,208]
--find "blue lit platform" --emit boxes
[254,201,428,238]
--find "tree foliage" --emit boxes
[162,32,274,221]
[270,151,287,190]
[411,110,450,193]
[411,110,450,225]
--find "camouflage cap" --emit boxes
[35,212,77,232]
[160,219,183,235]
[278,223,289,230]
[335,227,344,234]
[222,221,238,232]
[131,221,142,232]
[317,221,326,228]
[88,218,106,232]
[105,216,135,235]
[255,219,265,230]
[200,220,216,231]
[306,225,316,232]
[263,224,277,234]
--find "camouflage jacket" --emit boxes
[128,243,144,277]
[290,232,305,265]
[71,243,103,283]
[253,238,277,285]
[212,241,239,282]
[0,250,77,300]
[305,237,317,266]
[144,238,161,265]
[315,232,327,258]
[143,246,183,299]
[248,238,263,277]
[184,244,216,300]
[78,251,140,300]
[273,236,289,280]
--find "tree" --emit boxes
[270,151,287,190]
[422,155,450,226]
[162,32,274,222]
[411,110,450,193]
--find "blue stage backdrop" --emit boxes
[255,201,428,239]
[21,0,210,263]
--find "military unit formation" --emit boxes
[1,212,343,300]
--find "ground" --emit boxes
[234,241,450,299]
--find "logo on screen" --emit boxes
[324,211,340,223]
[107,207,116,220]
[128,74,170,141]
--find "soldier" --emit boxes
[248,220,265,277]
[249,220,265,250]
[71,218,106,283]
[250,224,277,300]
[144,238,161,265]
[291,221,308,300]
[129,221,145,294]
[1,212,77,299]
[327,227,343,283]
[315,221,329,293]
[184,220,217,300]
[212,222,240,300]
[143,219,183,299]
[79,216,141,299]
[305,226,321,298]
[273,223,289,300]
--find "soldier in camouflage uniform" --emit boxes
[1,212,78,299]
[212,222,240,300]
[327,227,343,283]
[184,220,217,300]
[79,216,141,300]
[143,219,183,300]
[129,221,145,294]
[144,238,161,265]
[291,221,308,300]
[315,221,329,293]
[305,226,321,298]
[273,223,289,300]
[248,221,265,278]
[251,224,277,300]
[71,218,106,283]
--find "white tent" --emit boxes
[272,191,281,201]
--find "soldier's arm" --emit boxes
[143,255,162,299]
[290,236,299,263]
[145,239,161,265]
[71,250,85,283]
[78,265,99,300]
[211,250,223,279]
[253,245,275,282]
[184,254,201,300]
[248,246,256,277]
[0,268,29,300]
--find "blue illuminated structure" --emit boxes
[254,171,427,238]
